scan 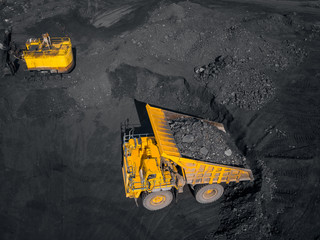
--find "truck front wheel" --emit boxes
[194,184,224,204]
[142,190,173,211]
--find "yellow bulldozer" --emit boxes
[122,104,254,211]
[1,29,74,76]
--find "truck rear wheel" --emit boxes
[142,190,173,211]
[194,184,224,204]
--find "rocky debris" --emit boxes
[194,55,276,110]
[194,56,229,82]
[200,147,208,156]
[206,158,278,240]
[182,134,194,143]
[224,149,232,156]
[168,117,246,166]
[215,67,275,110]
[118,2,309,110]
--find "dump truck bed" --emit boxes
[146,104,254,184]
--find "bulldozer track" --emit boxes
[26,72,63,82]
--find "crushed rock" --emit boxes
[168,117,246,166]
[194,55,276,110]
[206,158,278,240]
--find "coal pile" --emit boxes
[168,117,246,167]
[193,55,229,82]
[194,56,276,110]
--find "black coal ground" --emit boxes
[168,117,247,167]
[1,1,320,240]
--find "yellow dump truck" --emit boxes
[22,34,74,73]
[122,104,254,211]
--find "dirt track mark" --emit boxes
[274,166,310,179]
[91,5,137,28]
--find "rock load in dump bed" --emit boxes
[168,117,246,167]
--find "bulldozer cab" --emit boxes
[25,33,51,51]
[25,38,42,51]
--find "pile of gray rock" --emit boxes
[168,117,246,166]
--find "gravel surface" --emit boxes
[168,117,246,167]
[194,56,276,110]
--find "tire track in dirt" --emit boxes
[91,5,137,28]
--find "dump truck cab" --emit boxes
[122,134,176,200]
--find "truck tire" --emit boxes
[194,184,224,204]
[142,190,173,211]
